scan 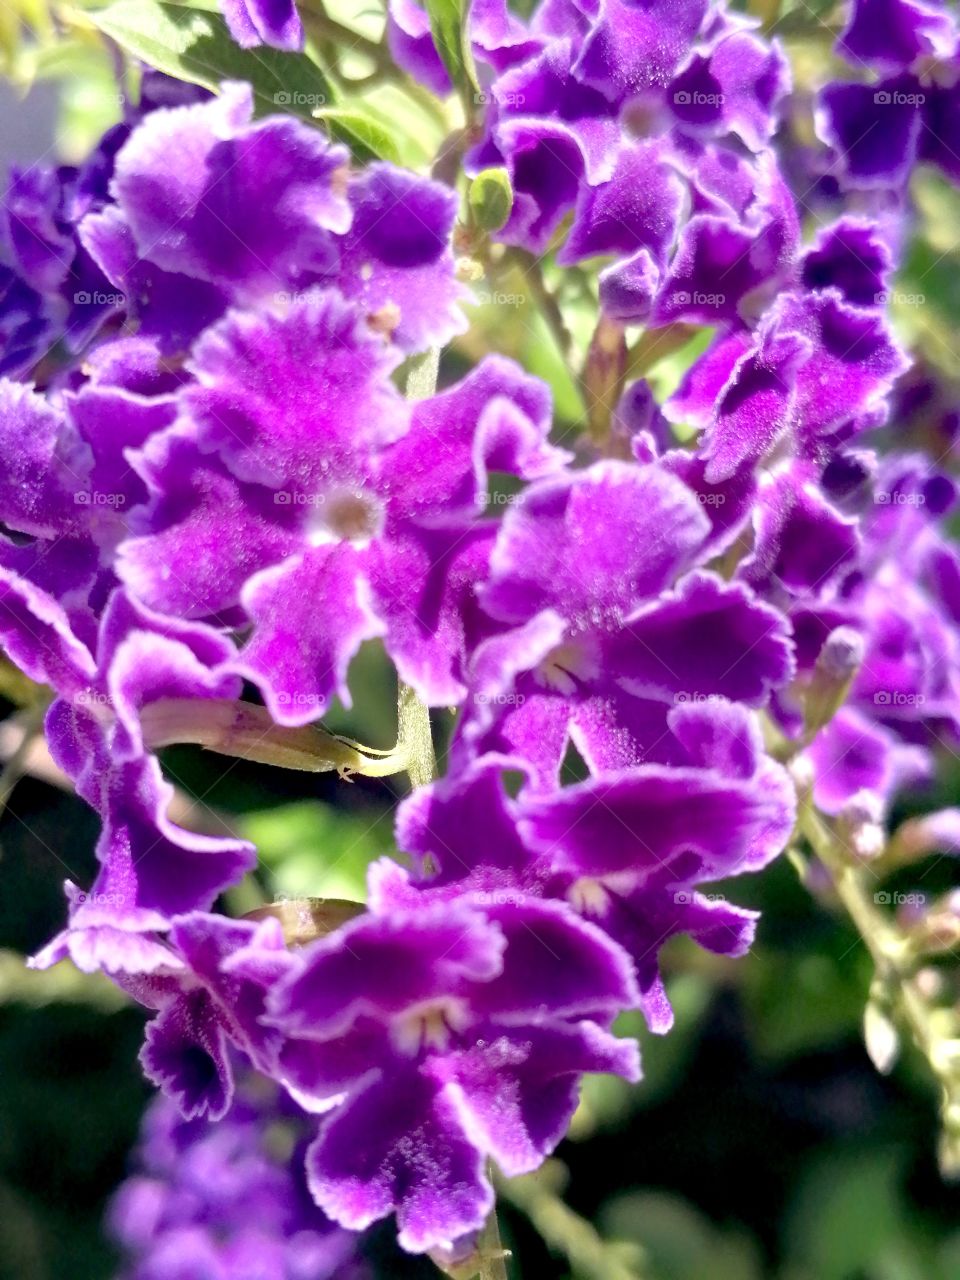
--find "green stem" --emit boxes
[798,792,960,1171]
[497,1163,648,1280]
[0,656,46,708]
[474,1200,510,1280]
[298,0,392,71]
[0,706,46,827]
[582,315,627,450]
[798,797,906,973]
[243,898,366,947]
[625,323,697,378]
[398,349,442,793]
[501,249,573,360]
[396,681,437,789]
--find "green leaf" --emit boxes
[238,800,393,903]
[423,0,479,97]
[312,106,401,163]
[88,0,335,122]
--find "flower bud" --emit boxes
[468,167,514,233]
[804,625,865,734]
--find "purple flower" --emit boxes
[838,0,957,71]
[266,889,639,1250]
[0,77,212,377]
[220,0,303,51]
[784,459,960,814]
[0,20,946,1263]
[387,0,454,95]
[84,84,349,311]
[118,292,562,717]
[573,0,710,103]
[667,288,909,480]
[456,461,793,787]
[818,70,960,191]
[337,164,469,353]
[27,593,255,974]
[109,1071,361,1280]
[400,697,796,1031]
[119,912,291,1119]
[80,84,468,356]
[799,217,894,308]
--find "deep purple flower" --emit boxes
[454,460,792,787]
[118,291,563,717]
[400,697,795,1031]
[667,288,909,480]
[27,593,255,974]
[220,0,303,51]
[266,889,639,1251]
[109,1071,361,1280]
[838,0,956,71]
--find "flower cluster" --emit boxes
[0,0,958,1265]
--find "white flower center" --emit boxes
[534,640,599,695]
[308,487,384,548]
[391,997,470,1056]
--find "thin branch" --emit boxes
[497,1162,650,1280]
[298,0,392,72]
[502,249,574,360]
[798,792,960,1173]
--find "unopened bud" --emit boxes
[468,167,513,233]
[889,808,960,865]
[864,992,899,1075]
[804,626,865,734]
[818,626,865,680]
[838,790,886,860]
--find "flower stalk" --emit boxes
[140,697,410,779]
[798,790,960,1174]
